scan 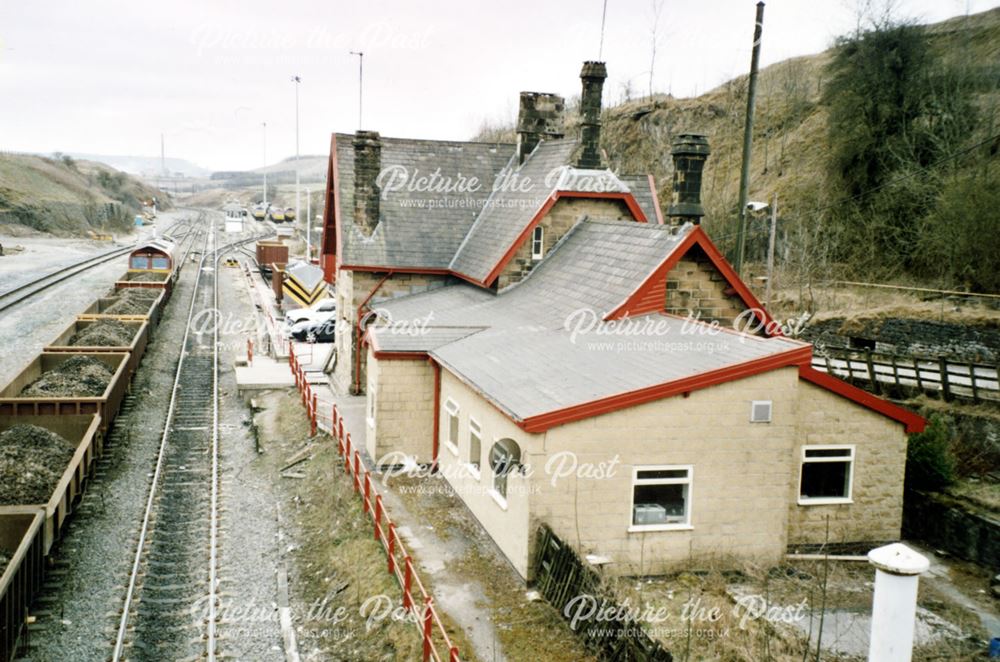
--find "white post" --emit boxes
[867,543,929,662]
[293,75,301,227]
[305,187,311,262]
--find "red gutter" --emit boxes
[518,345,813,432]
[354,271,393,394]
[431,359,441,469]
[604,226,780,335]
[798,365,926,433]
[646,174,665,225]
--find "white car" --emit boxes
[285,298,337,325]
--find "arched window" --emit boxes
[489,438,521,501]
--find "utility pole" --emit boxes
[262,121,268,208]
[292,75,301,228]
[349,51,364,128]
[735,1,765,276]
[764,193,778,307]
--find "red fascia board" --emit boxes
[479,190,649,288]
[798,365,926,434]
[647,174,665,225]
[519,344,813,433]
[605,226,779,336]
[329,134,343,274]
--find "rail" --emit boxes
[288,345,462,662]
[0,214,198,313]
[812,347,999,403]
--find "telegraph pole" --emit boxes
[735,1,765,276]
[292,75,301,227]
[262,121,268,207]
[350,51,364,128]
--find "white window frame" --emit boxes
[466,417,482,479]
[366,377,377,429]
[444,399,460,456]
[628,464,694,532]
[750,400,772,423]
[531,226,544,260]
[798,445,855,506]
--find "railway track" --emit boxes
[111,223,267,661]
[0,215,199,314]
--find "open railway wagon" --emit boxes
[0,507,45,662]
[0,352,129,435]
[0,415,102,554]
[116,239,179,299]
[79,288,166,331]
[44,318,149,377]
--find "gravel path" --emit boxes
[214,246,285,660]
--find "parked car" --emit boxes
[286,298,336,325]
[290,318,336,343]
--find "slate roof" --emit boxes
[335,134,514,269]
[620,175,660,224]
[449,140,579,282]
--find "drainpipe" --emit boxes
[354,271,392,394]
[430,359,441,471]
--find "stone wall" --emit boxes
[332,269,449,394]
[366,349,436,464]
[664,246,752,330]
[903,491,1000,567]
[802,317,1000,364]
[787,381,908,546]
[497,197,633,290]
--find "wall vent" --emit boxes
[750,400,772,423]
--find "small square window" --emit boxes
[630,465,692,530]
[750,400,772,423]
[799,446,854,504]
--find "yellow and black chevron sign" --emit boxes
[283,261,327,307]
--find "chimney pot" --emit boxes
[353,130,381,235]
[516,92,565,164]
[667,133,711,224]
[577,61,607,169]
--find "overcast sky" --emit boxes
[2,0,997,172]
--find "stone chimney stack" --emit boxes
[353,130,381,235]
[577,61,607,169]
[667,134,711,225]
[516,92,565,164]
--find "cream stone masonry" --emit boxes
[665,246,751,329]
[365,349,437,464]
[406,364,910,580]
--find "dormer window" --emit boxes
[531,226,544,260]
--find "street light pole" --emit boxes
[292,75,301,230]
[305,186,311,262]
[764,193,778,307]
[262,121,267,208]
[349,51,364,128]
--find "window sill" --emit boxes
[444,441,459,457]
[367,417,375,429]
[797,497,853,506]
[488,489,508,511]
[628,524,693,533]
[465,464,481,481]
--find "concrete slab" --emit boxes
[235,356,296,391]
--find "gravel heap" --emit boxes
[21,355,114,397]
[103,288,158,315]
[69,319,134,347]
[126,271,167,283]
[0,424,74,505]
[0,547,12,576]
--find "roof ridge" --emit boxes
[335,132,516,148]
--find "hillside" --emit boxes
[476,7,1000,295]
[67,153,211,178]
[0,154,171,236]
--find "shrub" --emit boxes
[905,415,956,492]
